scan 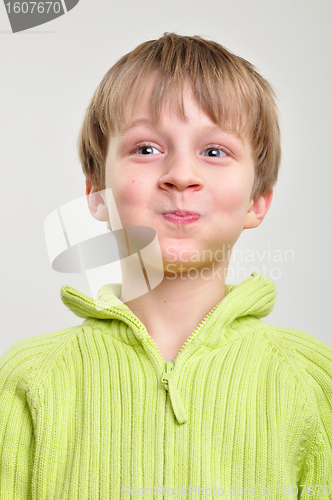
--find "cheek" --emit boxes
[121,178,147,204]
[107,172,148,218]
[215,182,249,213]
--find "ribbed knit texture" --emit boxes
[1,272,332,499]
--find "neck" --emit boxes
[120,257,230,362]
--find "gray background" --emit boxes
[0,0,331,356]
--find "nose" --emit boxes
[158,150,203,192]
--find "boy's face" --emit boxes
[96,80,270,275]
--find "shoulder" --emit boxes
[242,320,332,409]
[262,323,332,381]
[0,325,82,397]
[258,322,332,389]
[260,323,332,448]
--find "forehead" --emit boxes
[115,83,246,151]
[116,78,247,144]
[119,79,192,128]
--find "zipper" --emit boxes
[172,301,221,363]
[157,274,257,423]
[120,302,221,424]
[64,287,226,423]
[158,302,221,424]
[161,361,188,424]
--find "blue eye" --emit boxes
[135,145,161,155]
[202,147,227,157]
[131,144,228,156]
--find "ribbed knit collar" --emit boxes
[60,272,276,349]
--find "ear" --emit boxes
[244,189,273,230]
[86,179,110,222]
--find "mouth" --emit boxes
[163,210,201,216]
[161,210,202,225]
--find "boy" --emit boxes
[0,32,331,499]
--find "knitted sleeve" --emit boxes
[0,327,77,499]
[273,327,332,497]
[297,426,332,499]
[0,340,39,499]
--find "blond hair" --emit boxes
[78,32,281,200]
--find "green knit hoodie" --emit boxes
[0,272,331,499]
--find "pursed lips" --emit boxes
[161,211,202,224]
[161,210,201,216]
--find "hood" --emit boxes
[60,272,277,425]
[60,272,276,333]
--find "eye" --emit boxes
[201,145,228,158]
[132,144,162,155]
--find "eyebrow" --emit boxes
[118,117,244,145]
[118,118,158,137]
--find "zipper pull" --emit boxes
[161,361,188,424]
